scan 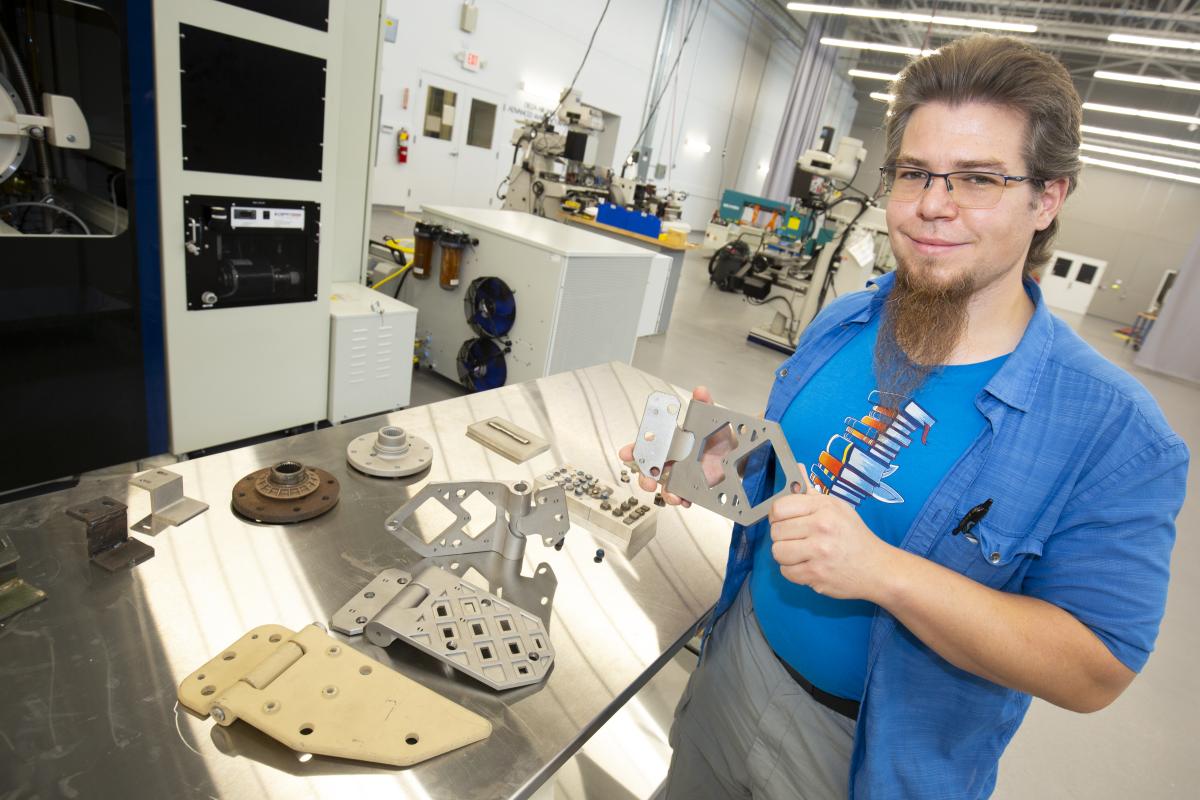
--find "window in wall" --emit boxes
[423,86,456,140]
[1076,263,1099,285]
[466,99,497,149]
[1051,257,1072,278]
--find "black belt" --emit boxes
[774,653,861,721]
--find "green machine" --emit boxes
[717,189,813,242]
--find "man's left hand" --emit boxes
[769,491,897,601]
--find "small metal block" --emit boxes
[600,501,611,511]
[654,494,666,507]
[65,496,155,571]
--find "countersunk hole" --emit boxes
[264,701,278,712]
[269,634,282,643]
[299,724,314,736]
[446,641,458,650]
[326,645,341,656]
[359,665,372,676]
[222,651,236,661]
[405,733,419,746]
[643,431,655,442]
[201,685,215,696]
[530,652,540,661]
[356,616,367,624]
[481,599,491,607]
[251,634,259,639]
[322,686,337,696]
[650,467,660,478]
[364,591,376,599]
[514,481,528,492]
[196,673,206,680]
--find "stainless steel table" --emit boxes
[0,362,731,799]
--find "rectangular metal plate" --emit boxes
[466,417,550,464]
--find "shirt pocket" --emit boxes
[957,521,1045,589]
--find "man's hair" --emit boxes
[883,35,1082,275]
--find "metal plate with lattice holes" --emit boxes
[177,623,491,767]
[385,479,568,561]
[333,565,554,691]
[632,391,807,524]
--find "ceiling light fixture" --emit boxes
[1083,102,1200,126]
[848,69,900,81]
[789,3,1036,33]
[1080,155,1200,185]
[820,37,936,57]
[1080,124,1200,153]
[870,92,895,103]
[1080,142,1200,171]
[1107,33,1200,52]
[1093,70,1200,93]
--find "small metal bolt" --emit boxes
[600,501,611,510]
[211,706,226,723]
[356,615,367,624]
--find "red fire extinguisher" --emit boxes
[397,127,409,164]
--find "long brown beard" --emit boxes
[873,262,975,401]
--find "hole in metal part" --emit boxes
[299,725,314,736]
[222,652,236,661]
[718,492,727,505]
[436,605,448,617]
[269,634,282,643]
[276,462,303,475]
[508,642,520,655]
[405,734,419,745]
[499,619,511,632]
[529,652,540,661]
[201,685,215,696]
[643,431,655,442]
[480,646,492,659]
[446,640,457,650]
[359,665,372,676]
[472,623,483,636]
[650,466,660,478]
[518,665,528,675]
[514,482,528,493]
[197,674,206,680]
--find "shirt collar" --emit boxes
[864,271,1052,413]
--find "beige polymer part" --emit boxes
[465,417,550,463]
[177,623,492,767]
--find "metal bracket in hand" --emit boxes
[631,391,807,525]
[385,479,568,561]
[332,564,554,691]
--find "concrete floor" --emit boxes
[381,207,1200,798]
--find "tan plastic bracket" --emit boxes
[177,623,491,767]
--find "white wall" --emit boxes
[373,0,665,208]
[373,0,813,229]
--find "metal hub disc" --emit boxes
[347,426,434,478]
[232,461,340,523]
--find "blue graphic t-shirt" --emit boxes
[750,314,1007,701]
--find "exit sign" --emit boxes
[462,51,481,72]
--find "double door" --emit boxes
[407,72,504,209]
[1041,250,1107,315]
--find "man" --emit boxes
[622,35,1189,799]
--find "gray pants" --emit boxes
[662,582,856,800]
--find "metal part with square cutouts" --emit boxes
[128,468,209,534]
[333,565,554,691]
[631,391,807,524]
[385,479,568,561]
[65,496,155,571]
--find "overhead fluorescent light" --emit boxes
[1080,142,1200,170]
[1080,124,1200,153]
[870,92,895,103]
[684,137,711,154]
[848,69,900,81]
[1083,101,1200,126]
[1080,155,1200,185]
[1093,70,1200,93]
[820,37,936,57]
[1107,33,1200,51]
[788,3,1036,33]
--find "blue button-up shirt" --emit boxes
[707,272,1189,799]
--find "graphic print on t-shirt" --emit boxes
[809,389,936,506]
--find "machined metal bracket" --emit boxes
[333,564,554,691]
[0,534,47,621]
[65,496,155,571]
[129,467,209,534]
[385,479,569,561]
[632,391,807,524]
[177,623,492,767]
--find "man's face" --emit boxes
[884,100,1061,292]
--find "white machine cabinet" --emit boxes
[400,207,655,390]
[328,282,417,423]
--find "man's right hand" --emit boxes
[617,385,734,508]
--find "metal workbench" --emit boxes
[0,362,730,799]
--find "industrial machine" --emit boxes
[397,206,657,391]
[501,90,613,217]
[153,0,384,453]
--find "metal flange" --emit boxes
[232,461,340,524]
[346,425,434,478]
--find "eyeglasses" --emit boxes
[878,165,1044,209]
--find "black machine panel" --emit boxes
[179,24,326,180]
[215,0,329,31]
[184,195,320,310]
